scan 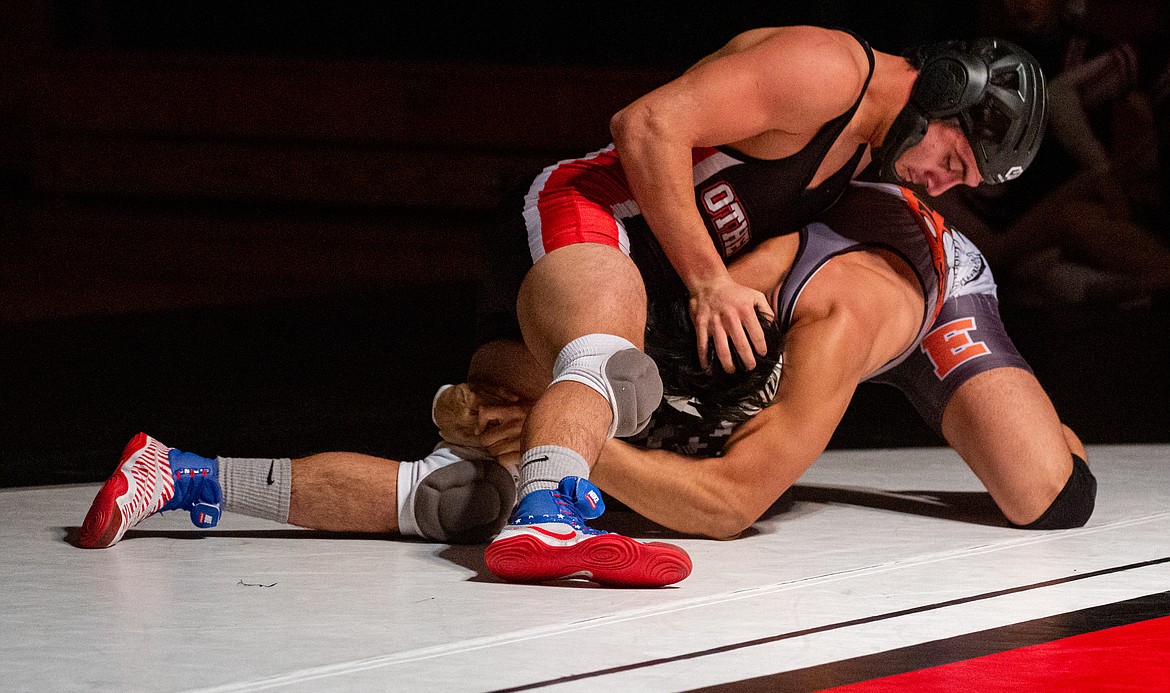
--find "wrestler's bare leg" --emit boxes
[286,341,558,536]
[289,453,400,533]
[940,367,1085,525]
[293,445,514,543]
[80,341,541,549]
[515,243,648,465]
[487,243,691,587]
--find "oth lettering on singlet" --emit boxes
[701,181,751,256]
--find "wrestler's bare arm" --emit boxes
[592,303,867,538]
[609,26,869,372]
[432,239,798,459]
[591,252,926,538]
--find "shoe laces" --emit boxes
[167,467,220,510]
[511,480,607,535]
[558,477,605,520]
[159,452,222,528]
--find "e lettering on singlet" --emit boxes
[701,182,750,256]
[921,317,990,379]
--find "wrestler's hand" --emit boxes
[475,388,528,467]
[479,415,525,469]
[433,382,530,463]
[433,383,483,449]
[689,273,774,373]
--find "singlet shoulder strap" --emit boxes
[789,30,875,191]
[713,29,876,172]
[845,30,876,106]
[812,29,876,143]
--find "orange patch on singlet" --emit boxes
[920,317,991,379]
[896,186,952,324]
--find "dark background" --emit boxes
[2,1,1167,488]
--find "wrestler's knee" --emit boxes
[552,334,663,438]
[398,448,517,544]
[1012,453,1097,530]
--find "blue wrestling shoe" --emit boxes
[78,433,222,549]
[484,477,692,587]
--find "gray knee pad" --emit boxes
[551,334,663,438]
[604,348,663,437]
[412,459,517,544]
[399,446,517,543]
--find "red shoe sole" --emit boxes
[485,532,692,587]
[77,433,147,549]
[78,470,128,549]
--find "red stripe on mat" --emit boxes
[826,615,1170,692]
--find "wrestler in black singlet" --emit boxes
[477,31,877,348]
[626,31,876,302]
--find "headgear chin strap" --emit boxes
[874,101,930,184]
[874,37,1047,187]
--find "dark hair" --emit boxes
[643,297,785,424]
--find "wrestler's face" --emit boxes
[894,120,983,196]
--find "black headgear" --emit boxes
[874,37,1048,186]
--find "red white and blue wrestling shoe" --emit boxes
[78,433,222,549]
[484,476,691,587]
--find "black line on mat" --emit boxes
[489,555,1170,693]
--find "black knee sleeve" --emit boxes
[1014,454,1097,530]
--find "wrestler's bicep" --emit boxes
[623,28,865,149]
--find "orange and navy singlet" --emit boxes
[625,182,1034,454]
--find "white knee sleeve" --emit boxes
[397,444,517,543]
[550,334,663,438]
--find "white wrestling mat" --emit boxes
[3,445,1168,692]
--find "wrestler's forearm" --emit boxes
[610,111,727,288]
[592,440,764,539]
[594,331,857,539]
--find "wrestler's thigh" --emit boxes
[940,367,1073,524]
[516,242,647,368]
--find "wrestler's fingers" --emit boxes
[730,318,758,374]
[493,449,522,469]
[472,398,518,434]
[755,291,775,320]
[479,417,524,449]
[744,301,770,358]
[485,445,522,467]
[694,314,711,371]
[476,403,528,431]
[486,429,522,453]
[486,429,524,465]
[711,322,736,374]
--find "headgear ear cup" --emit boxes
[913,50,988,115]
